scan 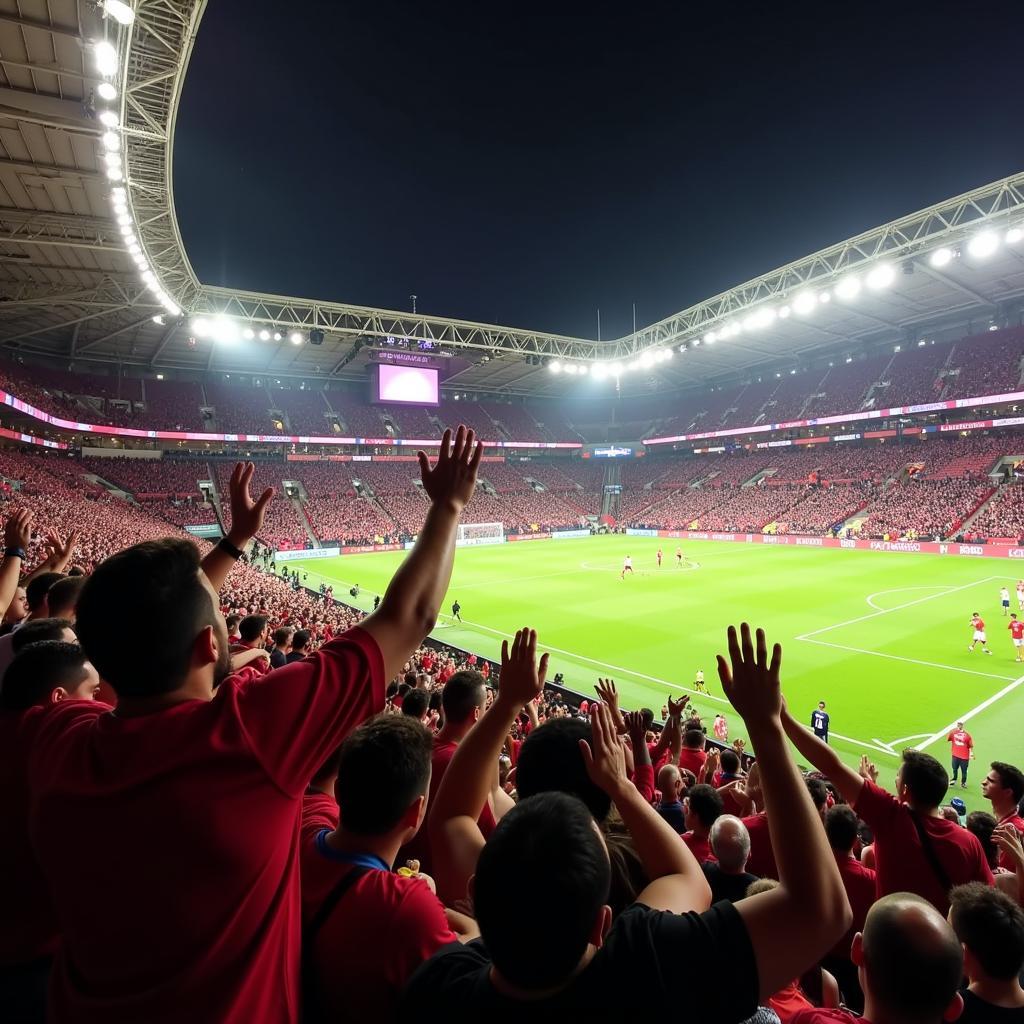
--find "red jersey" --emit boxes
[743,812,777,879]
[1010,621,1024,640]
[997,813,1024,871]
[972,616,985,631]
[681,831,716,864]
[299,802,454,1022]
[29,627,385,1024]
[831,854,877,960]
[678,747,708,778]
[947,729,973,760]
[854,779,993,914]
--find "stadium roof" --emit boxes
[0,1,1023,399]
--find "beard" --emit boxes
[212,639,233,689]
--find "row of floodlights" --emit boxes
[549,348,674,378]
[190,315,305,346]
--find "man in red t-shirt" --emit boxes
[0,641,100,1017]
[791,893,964,1024]
[1008,613,1024,662]
[783,708,993,915]
[681,784,723,864]
[678,726,708,778]
[301,715,469,1021]
[399,669,492,874]
[982,760,1024,872]
[28,432,483,1024]
[946,720,974,788]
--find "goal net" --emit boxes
[456,522,505,548]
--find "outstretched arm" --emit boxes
[780,705,864,805]
[430,628,547,904]
[361,426,482,680]
[24,526,79,582]
[722,625,851,1002]
[0,509,32,617]
[201,462,273,592]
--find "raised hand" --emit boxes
[667,693,687,718]
[579,702,628,798]
[227,462,274,546]
[623,709,648,749]
[993,823,1024,866]
[3,508,33,550]
[701,748,720,783]
[858,754,879,784]
[595,677,625,733]
[715,623,783,728]
[497,628,549,710]
[417,425,482,512]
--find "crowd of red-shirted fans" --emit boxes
[1,423,1024,1024]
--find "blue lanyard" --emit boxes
[315,830,390,873]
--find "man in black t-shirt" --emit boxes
[703,815,759,905]
[451,600,462,622]
[811,701,830,743]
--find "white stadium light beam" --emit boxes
[967,230,999,259]
[929,247,954,268]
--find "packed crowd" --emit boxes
[3,426,1024,1024]
[857,479,995,541]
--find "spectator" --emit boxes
[225,613,241,643]
[791,893,964,1024]
[0,571,63,677]
[411,623,851,1017]
[655,763,686,832]
[44,575,85,622]
[269,625,294,669]
[401,687,430,723]
[27,432,482,1023]
[682,784,724,863]
[300,714,469,1021]
[966,811,1000,872]
[236,613,269,650]
[704,814,759,903]
[678,726,707,776]
[10,617,77,655]
[948,882,1024,1022]
[782,713,993,914]
[287,628,310,663]
[982,762,1024,872]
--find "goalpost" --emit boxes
[455,521,505,548]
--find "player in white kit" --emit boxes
[621,555,633,579]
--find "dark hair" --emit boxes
[965,811,999,870]
[238,614,268,643]
[516,718,612,822]
[720,748,740,774]
[311,746,343,788]
[683,728,705,750]
[640,708,654,730]
[825,804,860,852]
[807,778,830,811]
[686,784,723,828]
[76,539,217,697]
[428,689,442,713]
[862,894,963,1020]
[441,669,486,724]
[11,617,74,655]
[990,761,1024,804]
[401,688,430,720]
[291,628,310,651]
[334,715,432,835]
[45,575,85,618]
[226,614,241,632]
[1,641,90,710]
[272,626,294,647]
[950,882,1024,980]
[26,572,63,613]
[404,671,418,688]
[899,750,949,809]
[474,792,610,990]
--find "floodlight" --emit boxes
[102,1,136,25]
[792,291,817,315]
[577,364,589,374]
[289,331,303,345]
[778,306,790,319]
[273,332,282,341]
[163,300,181,317]
[117,214,131,227]
[640,352,654,368]
[141,270,155,284]
[835,275,861,300]
[93,41,118,76]
[549,360,562,373]
[663,348,673,358]
[564,363,578,375]
[844,356,853,364]
[1007,227,1023,245]
[111,186,126,201]
[127,243,141,256]
[210,315,240,344]
[97,82,117,101]
[967,231,999,259]
[243,328,255,340]
[104,151,121,169]
[102,131,120,152]
[191,317,211,338]
[259,329,271,341]
[152,315,165,325]
[865,263,895,289]
[98,110,118,128]
[610,362,623,376]
[929,247,953,268]
[917,339,926,347]
[592,364,608,380]
[705,331,717,343]
[818,291,831,303]
[105,166,123,181]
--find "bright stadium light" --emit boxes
[127,243,140,255]
[564,363,578,375]
[1007,227,1023,245]
[98,110,118,128]
[818,291,831,303]
[93,41,118,76]
[259,329,271,341]
[116,214,131,227]
[163,300,181,317]
[705,330,717,343]
[577,364,589,374]
[273,332,282,342]
[865,263,895,289]
[104,151,121,169]
[243,328,255,340]
[610,362,624,376]
[105,166,123,182]
[640,351,654,368]
[210,315,240,344]
[929,247,953,268]
[835,275,861,300]
[592,363,608,380]
[152,315,165,325]
[102,131,120,152]
[745,307,777,331]
[967,230,999,259]
[97,81,118,101]
[102,0,136,25]
[792,291,817,315]
[111,186,126,201]
[549,360,562,373]
[778,305,791,319]
[289,331,303,345]
[191,317,211,338]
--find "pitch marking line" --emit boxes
[871,733,937,754]
[914,671,1024,752]
[455,616,898,758]
[864,586,954,612]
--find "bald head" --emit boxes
[709,814,751,873]
[857,893,963,1023]
[657,763,682,800]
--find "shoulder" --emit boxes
[401,939,490,1008]
[790,1011,858,1024]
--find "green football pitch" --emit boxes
[288,536,1024,811]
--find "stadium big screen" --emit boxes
[371,362,440,406]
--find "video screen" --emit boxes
[376,364,439,406]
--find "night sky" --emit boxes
[174,0,1024,341]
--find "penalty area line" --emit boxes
[914,671,1024,752]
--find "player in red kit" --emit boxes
[1009,613,1024,662]
[968,612,992,654]
[656,548,662,567]
[946,721,975,788]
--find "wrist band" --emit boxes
[4,547,25,560]
[217,537,244,560]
